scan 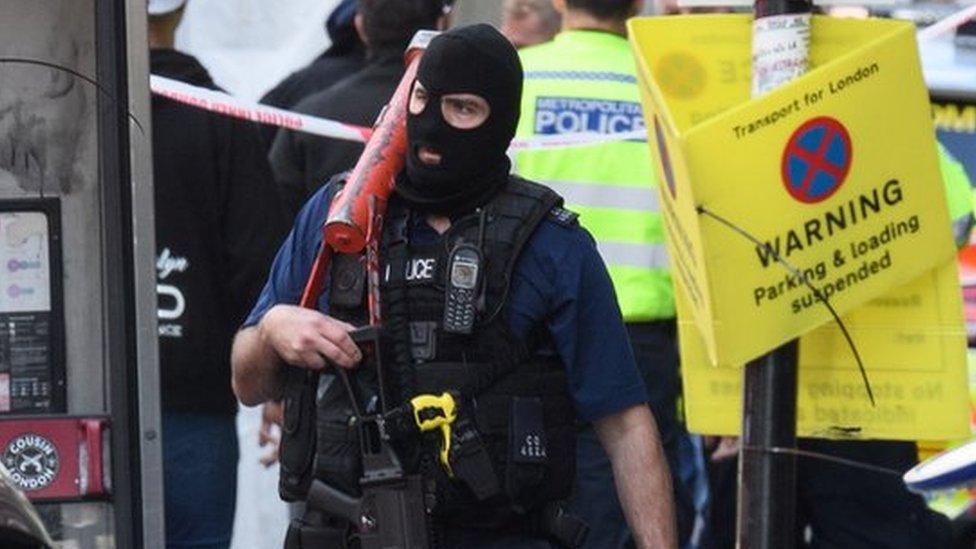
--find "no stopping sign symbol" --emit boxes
[781,116,853,204]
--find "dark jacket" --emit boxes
[268,52,404,216]
[258,0,367,150]
[151,49,287,415]
[258,45,366,150]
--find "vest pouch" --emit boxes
[414,362,575,513]
[314,422,362,497]
[506,397,548,505]
[449,412,501,501]
[279,368,319,502]
[315,374,364,496]
[284,515,352,549]
[330,253,366,309]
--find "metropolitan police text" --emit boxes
[534,97,645,134]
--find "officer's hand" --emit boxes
[259,304,362,370]
[258,401,283,468]
[706,435,740,462]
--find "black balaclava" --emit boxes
[396,24,523,215]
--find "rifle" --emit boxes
[305,326,430,549]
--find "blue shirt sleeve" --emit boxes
[506,219,649,422]
[242,184,337,327]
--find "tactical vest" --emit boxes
[316,176,577,531]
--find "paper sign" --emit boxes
[678,260,970,440]
[0,212,51,314]
[629,15,956,367]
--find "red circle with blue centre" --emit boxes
[781,116,852,204]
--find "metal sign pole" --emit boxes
[737,1,812,546]
[737,341,798,549]
[96,0,165,545]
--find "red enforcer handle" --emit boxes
[299,31,437,310]
[323,31,438,254]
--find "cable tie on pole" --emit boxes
[741,444,902,477]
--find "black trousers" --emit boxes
[700,439,952,549]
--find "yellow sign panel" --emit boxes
[629,15,956,367]
[678,261,970,440]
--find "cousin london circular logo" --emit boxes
[781,116,853,204]
[3,433,59,491]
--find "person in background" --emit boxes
[500,0,561,49]
[941,143,976,248]
[258,0,365,150]
[513,1,695,547]
[148,1,287,547]
[786,145,972,549]
[268,0,451,217]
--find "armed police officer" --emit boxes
[231,24,676,549]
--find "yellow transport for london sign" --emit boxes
[629,15,969,441]
[629,14,956,368]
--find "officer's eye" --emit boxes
[446,98,475,114]
[441,94,490,130]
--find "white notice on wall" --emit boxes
[0,212,51,313]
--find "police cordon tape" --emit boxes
[916,3,976,42]
[149,74,647,150]
[149,75,372,143]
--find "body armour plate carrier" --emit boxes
[318,176,577,531]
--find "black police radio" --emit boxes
[443,242,483,334]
